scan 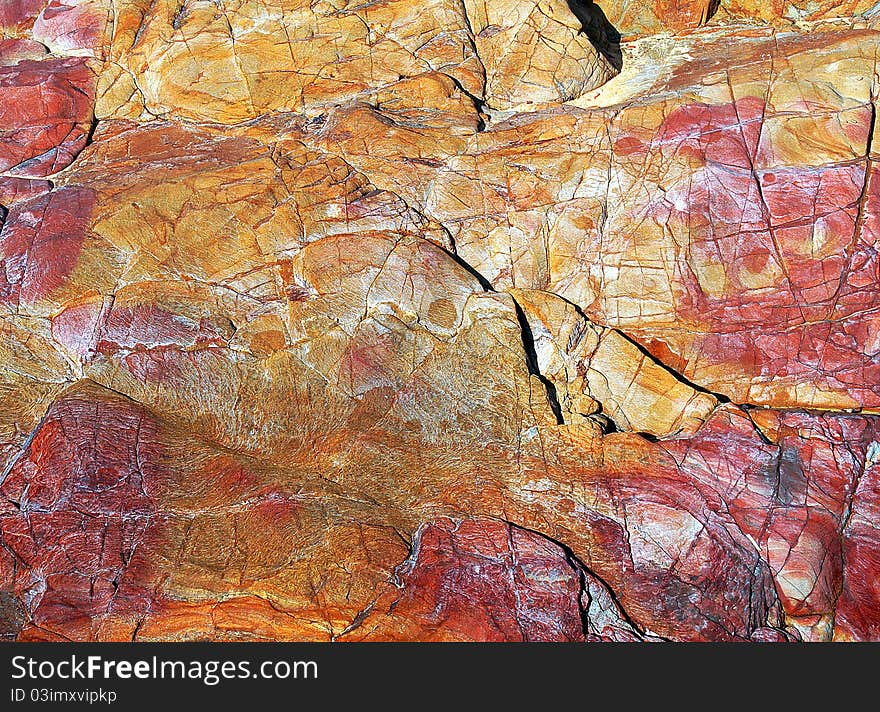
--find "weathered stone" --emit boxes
[1,0,879,642]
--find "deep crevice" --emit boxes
[593,412,618,434]
[740,407,776,446]
[611,329,730,403]
[390,208,563,422]
[539,290,734,407]
[511,298,565,424]
[444,73,487,132]
[703,0,721,25]
[564,0,623,72]
[549,292,733,404]
[306,136,729,423]
[509,521,664,641]
[83,115,99,148]
[0,399,56,495]
[436,239,495,292]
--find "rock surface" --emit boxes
[0,0,878,641]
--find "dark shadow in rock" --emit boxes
[704,0,721,24]
[564,0,623,72]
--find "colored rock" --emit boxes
[0,0,879,642]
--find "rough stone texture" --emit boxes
[0,0,878,642]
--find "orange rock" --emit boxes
[1,0,879,643]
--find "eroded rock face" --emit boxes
[0,0,878,641]
[602,0,879,37]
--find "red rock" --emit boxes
[341,518,644,642]
[551,434,786,641]
[0,57,96,177]
[835,453,880,640]
[32,0,109,56]
[662,407,880,640]
[1,0,879,645]
[0,38,48,63]
[0,186,96,307]
[0,0,46,33]
[0,384,159,639]
[0,176,52,207]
